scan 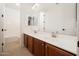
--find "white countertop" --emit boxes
[24,31,77,55]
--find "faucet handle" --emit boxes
[56,31,58,34]
[34,30,37,33]
[51,32,56,38]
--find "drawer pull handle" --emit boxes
[42,43,44,46]
[45,46,47,48]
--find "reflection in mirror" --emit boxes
[28,15,38,26]
[28,16,33,25]
[39,12,46,31]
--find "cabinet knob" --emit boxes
[42,43,44,46]
[45,45,47,48]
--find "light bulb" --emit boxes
[16,3,20,6]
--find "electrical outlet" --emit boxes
[77,41,79,47]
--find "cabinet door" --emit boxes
[28,35,33,53]
[24,34,28,48]
[33,38,45,56]
[45,43,74,56]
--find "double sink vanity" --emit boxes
[24,31,77,56]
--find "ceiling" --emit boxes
[5,3,20,10]
[5,3,58,11]
[21,3,58,12]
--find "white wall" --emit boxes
[4,7,20,38]
[45,3,76,35]
[77,3,79,55]
[77,4,79,38]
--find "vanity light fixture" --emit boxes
[32,3,40,10]
[16,3,20,6]
[56,3,59,5]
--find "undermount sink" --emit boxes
[51,34,57,38]
[57,35,63,38]
[32,31,64,39]
[33,30,38,33]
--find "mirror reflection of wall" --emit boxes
[28,15,38,26]
[38,12,45,31]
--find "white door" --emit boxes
[0,4,5,53]
[3,3,21,55]
[0,3,21,55]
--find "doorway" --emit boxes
[0,3,21,55]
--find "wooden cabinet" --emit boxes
[33,38,45,56]
[45,43,75,56]
[24,34,28,48]
[27,35,33,53]
[24,34,76,56]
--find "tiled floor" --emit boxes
[0,37,33,56]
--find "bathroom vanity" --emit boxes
[20,3,78,56]
[23,32,77,56]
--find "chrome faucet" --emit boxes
[51,32,56,38]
